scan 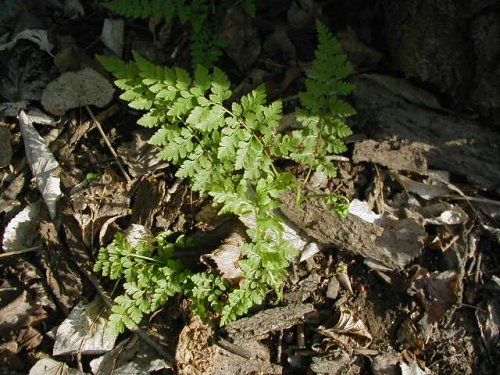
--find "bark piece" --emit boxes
[353,139,428,173]
[224,303,315,341]
[353,74,500,193]
[280,192,425,270]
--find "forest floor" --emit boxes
[0,1,499,374]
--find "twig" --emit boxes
[85,106,132,183]
[0,245,41,259]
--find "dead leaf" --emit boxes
[39,221,82,312]
[70,170,131,247]
[89,335,171,374]
[53,297,117,356]
[29,358,86,375]
[317,309,373,349]
[410,268,458,322]
[421,202,468,225]
[41,68,114,115]
[399,351,431,375]
[0,125,12,167]
[0,44,51,102]
[0,291,32,333]
[475,299,499,351]
[349,199,381,224]
[101,18,124,57]
[0,29,54,55]
[117,132,169,177]
[371,352,400,375]
[2,201,41,253]
[336,26,383,68]
[19,111,62,218]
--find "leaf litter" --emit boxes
[0,1,499,374]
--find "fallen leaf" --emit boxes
[400,351,431,375]
[39,221,82,312]
[89,335,171,374]
[41,68,114,115]
[0,291,32,333]
[410,268,458,322]
[2,201,41,252]
[421,202,468,225]
[393,173,450,200]
[53,297,117,356]
[0,29,54,55]
[29,358,86,375]
[317,309,373,349]
[0,125,12,167]
[349,199,381,224]
[19,111,62,219]
[101,18,124,57]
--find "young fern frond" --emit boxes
[95,22,355,330]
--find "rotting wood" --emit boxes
[279,191,425,271]
[224,303,315,341]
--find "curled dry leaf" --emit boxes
[0,29,54,55]
[2,201,41,253]
[317,309,373,349]
[41,68,114,115]
[19,111,61,219]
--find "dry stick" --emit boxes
[0,245,41,259]
[85,106,132,183]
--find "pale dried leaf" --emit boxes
[2,201,41,252]
[89,335,171,374]
[41,68,114,115]
[64,0,85,19]
[53,297,117,356]
[393,174,450,200]
[19,111,61,218]
[29,358,86,375]
[349,199,381,224]
[101,19,124,56]
[0,29,54,55]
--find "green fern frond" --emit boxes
[96,21,355,331]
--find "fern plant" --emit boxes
[102,0,255,67]
[95,21,355,331]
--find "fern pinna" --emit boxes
[95,22,355,331]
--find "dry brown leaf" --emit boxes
[317,309,373,349]
[410,268,458,322]
[41,68,114,115]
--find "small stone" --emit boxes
[326,276,340,300]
